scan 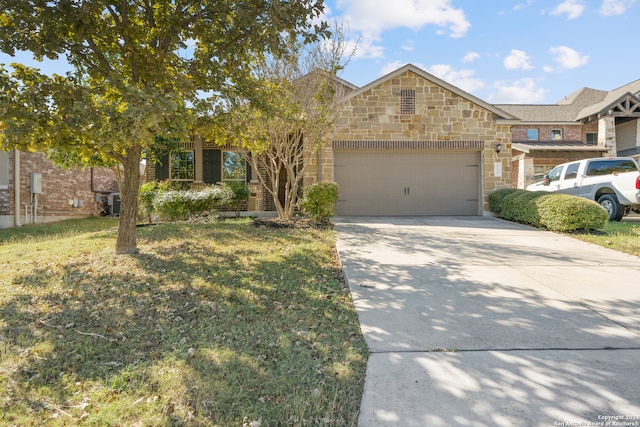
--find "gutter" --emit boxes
[14,148,21,227]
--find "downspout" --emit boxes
[14,148,21,227]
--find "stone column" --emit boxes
[598,116,617,157]
[518,157,535,189]
[636,119,640,149]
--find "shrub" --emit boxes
[488,188,519,213]
[536,194,608,232]
[153,185,234,221]
[298,182,340,223]
[500,191,544,227]
[139,180,171,223]
[225,182,251,217]
[490,188,608,231]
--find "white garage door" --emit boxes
[334,150,480,216]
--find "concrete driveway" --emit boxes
[334,216,640,427]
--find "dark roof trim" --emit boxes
[512,142,609,154]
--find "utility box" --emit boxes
[30,173,42,194]
[108,193,121,215]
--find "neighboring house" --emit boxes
[0,149,117,228]
[496,80,640,188]
[148,64,517,216]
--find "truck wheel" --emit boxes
[598,194,624,221]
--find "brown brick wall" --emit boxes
[5,150,116,224]
[512,124,598,143]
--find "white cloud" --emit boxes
[463,51,480,63]
[347,36,385,59]
[380,60,409,75]
[488,78,548,104]
[426,64,485,93]
[380,60,431,76]
[402,40,415,52]
[513,0,535,11]
[500,0,534,14]
[551,0,586,19]
[548,46,589,70]
[335,0,470,38]
[504,49,533,70]
[599,0,637,15]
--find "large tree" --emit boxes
[0,0,327,253]
[202,26,350,219]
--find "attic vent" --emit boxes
[400,89,416,114]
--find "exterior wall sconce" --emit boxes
[496,143,502,154]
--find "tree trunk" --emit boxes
[116,144,142,254]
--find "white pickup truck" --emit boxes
[526,157,640,221]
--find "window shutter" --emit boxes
[154,154,169,181]
[203,149,222,184]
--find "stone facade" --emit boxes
[319,69,513,212]
[0,149,117,228]
[146,66,516,215]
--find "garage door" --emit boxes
[334,150,480,216]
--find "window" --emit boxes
[586,160,638,177]
[222,151,246,182]
[546,165,564,183]
[563,162,580,180]
[586,133,598,146]
[533,165,553,182]
[170,150,195,181]
[551,129,563,141]
[400,89,415,114]
[527,129,539,140]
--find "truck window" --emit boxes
[563,162,580,180]
[585,160,638,176]
[547,165,563,183]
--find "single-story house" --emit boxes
[496,80,640,188]
[0,149,117,228]
[148,64,517,217]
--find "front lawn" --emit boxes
[568,218,640,258]
[0,217,368,426]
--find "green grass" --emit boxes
[0,217,368,426]
[0,216,120,244]
[568,219,640,258]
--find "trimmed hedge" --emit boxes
[489,188,608,232]
[488,188,518,212]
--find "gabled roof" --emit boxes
[295,70,359,95]
[576,79,640,119]
[493,104,581,122]
[496,80,640,123]
[343,63,518,120]
[331,74,359,92]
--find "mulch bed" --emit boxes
[252,217,332,229]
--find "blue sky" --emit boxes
[324,0,639,104]
[1,0,637,105]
